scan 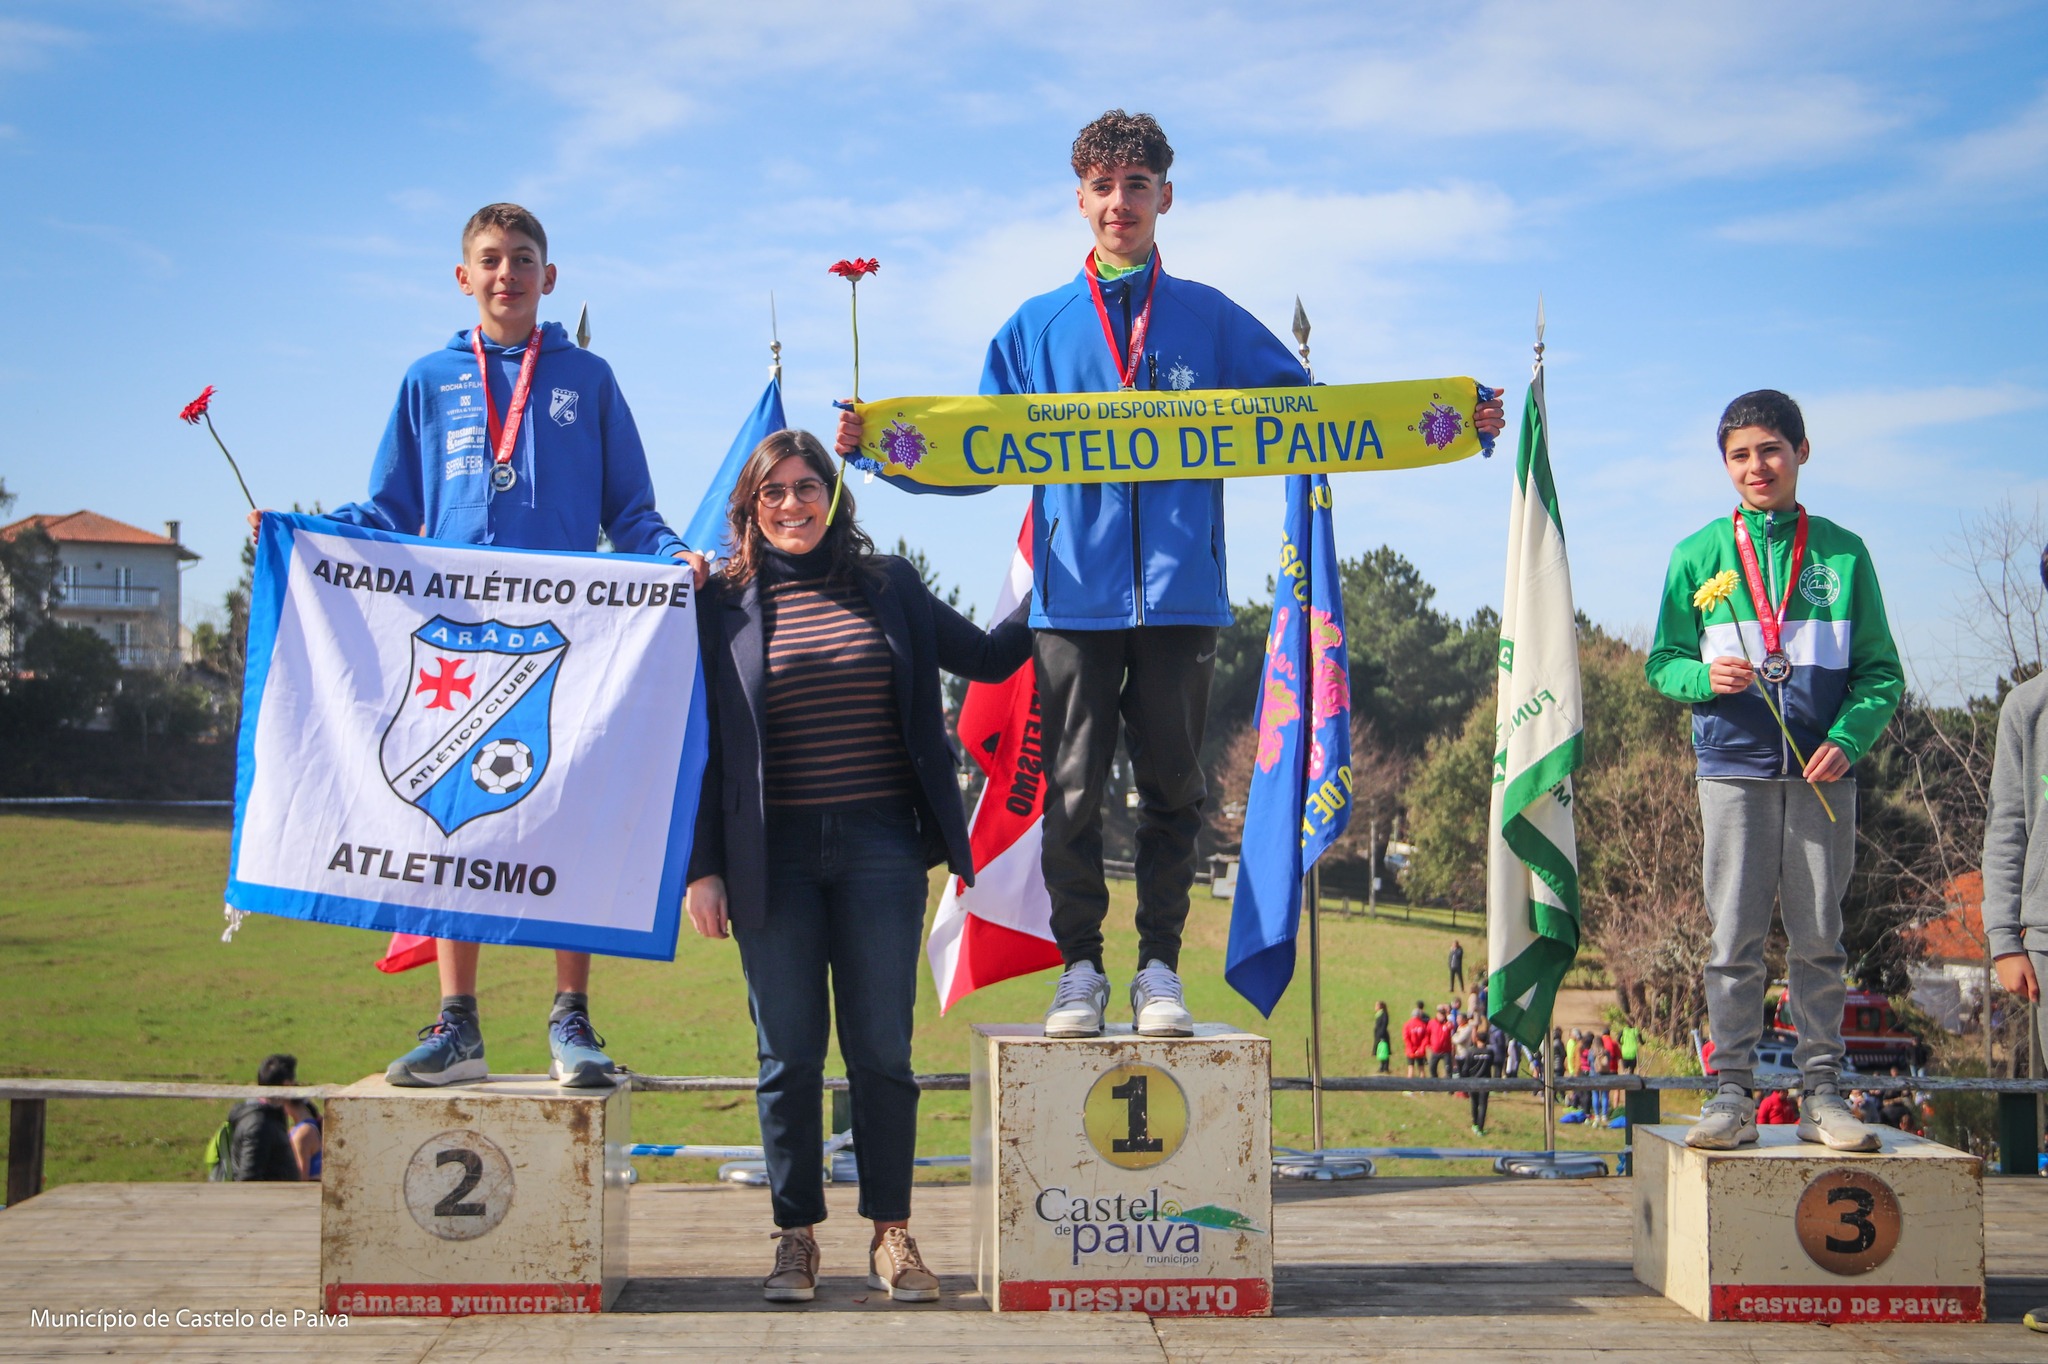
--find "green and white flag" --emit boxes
[1486,355,1584,1048]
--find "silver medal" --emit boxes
[491,463,517,493]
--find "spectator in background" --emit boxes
[1589,1042,1614,1122]
[1448,940,1466,992]
[1598,1025,1621,1073]
[1851,1089,1882,1124]
[226,1054,306,1182]
[1757,1087,1800,1125]
[1404,1003,1429,1080]
[1372,1001,1392,1076]
[285,1092,322,1181]
[1619,1023,1642,1074]
[1426,1006,1455,1079]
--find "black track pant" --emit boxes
[1034,625,1216,974]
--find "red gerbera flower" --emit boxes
[828,258,880,280]
[180,385,216,424]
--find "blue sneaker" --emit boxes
[548,1010,617,1088]
[386,1010,487,1087]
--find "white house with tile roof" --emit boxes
[0,510,199,668]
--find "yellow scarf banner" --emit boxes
[848,377,1491,487]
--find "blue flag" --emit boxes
[1225,473,1352,1016]
[679,373,786,558]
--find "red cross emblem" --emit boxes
[415,657,473,711]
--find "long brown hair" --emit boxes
[722,429,877,587]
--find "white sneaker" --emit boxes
[1797,1089,1881,1153]
[1044,962,1110,1038]
[1131,960,1194,1037]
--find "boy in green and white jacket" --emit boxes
[1646,389,1904,1153]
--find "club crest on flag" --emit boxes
[377,615,569,835]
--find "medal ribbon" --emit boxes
[469,325,544,474]
[1731,505,1808,661]
[1084,248,1160,389]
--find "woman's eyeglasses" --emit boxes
[757,478,828,507]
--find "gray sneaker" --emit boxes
[1684,1087,1758,1149]
[1797,1088,1881,1152]
[1044,962,1110,1038]
[387,1009,487,1088]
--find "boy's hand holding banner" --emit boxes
[226,513,709,960]
[848,378,1495,487]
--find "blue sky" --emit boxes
[3,1,2044,700]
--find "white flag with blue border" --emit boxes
[227,513,708,959]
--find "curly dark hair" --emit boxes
[1071,109,1174,178]
[722,429,877,588]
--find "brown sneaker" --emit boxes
[763,1228,819,1303]
[867,1226,940,1302]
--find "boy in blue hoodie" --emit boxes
[315,203,690,1087]
[839,112,1502,1037]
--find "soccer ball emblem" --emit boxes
[471,739,534,795]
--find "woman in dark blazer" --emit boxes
[686,428,1031,1305]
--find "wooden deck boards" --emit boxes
[3,1178,2044,1360]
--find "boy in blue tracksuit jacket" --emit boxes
[840,112,1502,1037]
[316,203,690,1089]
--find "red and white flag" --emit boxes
[926,511,1060,1010]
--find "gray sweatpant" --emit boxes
[1699,777,1857,1092]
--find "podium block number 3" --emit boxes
[405,1129,516,1241]
[1794,1168,1902,1275]
[1084,1063,1188,1170]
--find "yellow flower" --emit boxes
[1692,569,1740,614]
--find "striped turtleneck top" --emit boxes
[759,545,914,808]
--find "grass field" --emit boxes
[1,809,1647,1189]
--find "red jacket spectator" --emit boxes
[1756,1090,1799,1125]
[1426,1017,1453,1056]
[1403,1015,1429,1060]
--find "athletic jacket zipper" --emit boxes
[1766,514,1788,776]
[1123,286,1145,627]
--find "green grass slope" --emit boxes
[1,810,1632,1188]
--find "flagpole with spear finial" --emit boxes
[575,301,591,350]
[1292,294,1328,1158]
[1534,293,1557,1162]
[769,291,783,383]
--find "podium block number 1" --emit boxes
[1084,1063,1188,1170]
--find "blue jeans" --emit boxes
[732,804,928,1228]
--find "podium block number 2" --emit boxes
[1084,1063,1189,1171]
[405,1129,516,1241]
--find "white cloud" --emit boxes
[1294,1,1906,176]
[1721,84,2048,243]
[0,16,82,75]
[43,218,173,274]
[454,0,1921,193]
[1798,382,2046,452]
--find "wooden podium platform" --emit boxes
[971,1024,1271,1316]
[321,1074,630,1317]
[1633,1123,1985,1323]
